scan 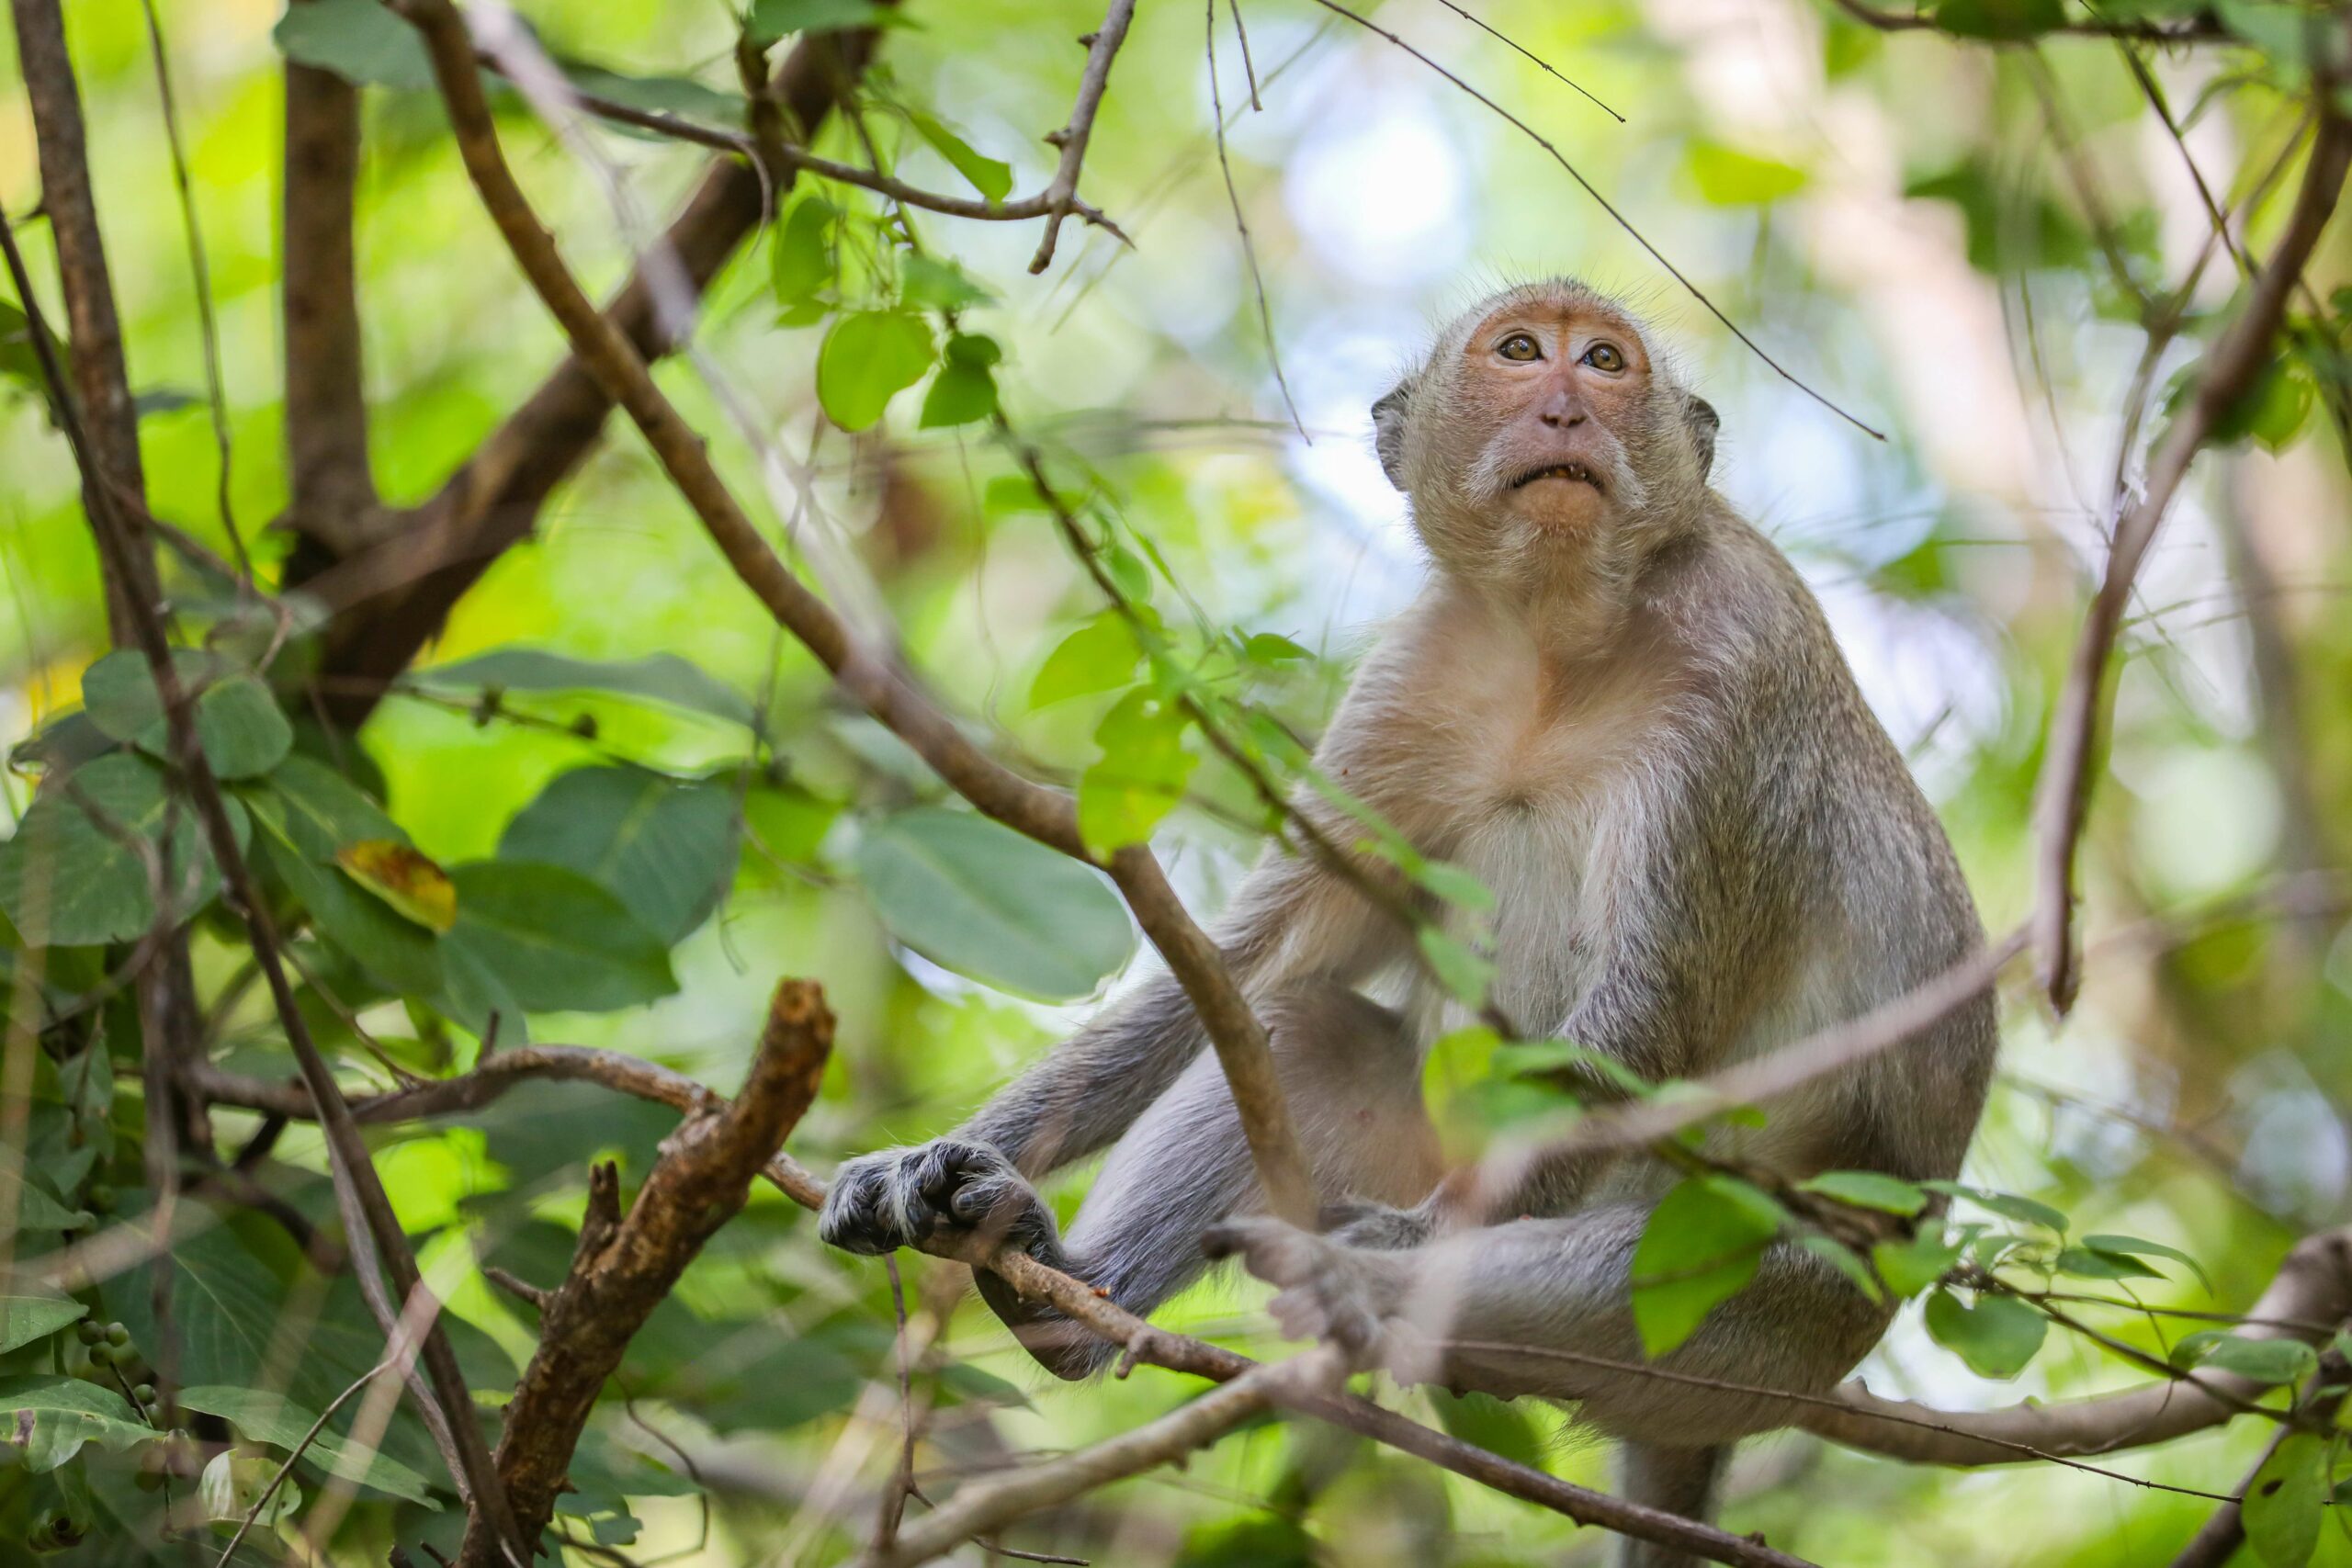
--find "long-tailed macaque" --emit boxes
[820,279,1996,1565]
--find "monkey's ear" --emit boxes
[1685,395,1721,483]
[1372,377,1416,491]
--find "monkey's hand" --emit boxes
[1317,1195,1441,1251]
[1204,1218,1417,1373]
[816,1139,1058,1260]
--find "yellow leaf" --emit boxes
[335,840,458,932]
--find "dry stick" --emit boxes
[1302,0,1884,440]
[450,981,835,1566]
[0,213,526,1568]
[1206,0,1307,440]
[1029,0,1138,273]
[2032,111,2352,1012]
[187,1057,1815,1568]
[1226,0,1261,110]
[390,0,1316,1229]
[136,0,249,579]
[1426,0,1622,121]
[853,1350,1339,1568]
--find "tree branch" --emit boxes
[1027,0,1136,273]
[452,980,833,1566]
[280,10,381,561]
[288,19,882,728]
[6,0,151,637]
[389,0,1318,1226]
[1796,1228,2352,1463]
[2033,108,2352,1011]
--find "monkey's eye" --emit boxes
[1581,342,1626,373]
[1496,332,1542,362]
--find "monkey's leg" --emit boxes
[978,978,1442,1378]
[1616,1443,1730,1568]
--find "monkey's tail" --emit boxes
[1615,1441,1730,1568]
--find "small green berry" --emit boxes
[132,1382,155,1405]
[85,1184,115,1213]
[74,1321,102,1346]
[104,1323,130,1349]
[85,1343,113,1368]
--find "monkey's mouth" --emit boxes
[1509,461,1602,492]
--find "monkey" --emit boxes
[819,278,1996,1565]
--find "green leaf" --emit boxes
[772,195,836,307]
[560,65,744,130]
[2088,1232,2211,1297]
[1798,1234,1884,1304]
[440,862,677,1016]
[242,754,403,860]
[500,766,740,944]
[178,1385,435,1505]
[1631,1178,1781,1357]
[412,648,757,727]
[80,649,292,779]
[1077,689,1196,855]
[1922,1180,2067,1234]
[2217,0,2347,73]
[0,1292,84,1355]
[918,333,1001,427]
[901,254,995,312]
[252,833,445,998]
[1933,0,2064,39]
[2053,1244,2166,1281]
[906,109,1013,202]
[1684,141,1807,205]
[2174,1331,2319,1386]
[1430,1389,1546,1469]
[1871,1226,1963,1297]
[0,1376,152,1471]
[1798,1170,1928,1217]
[2245,1432,2327,1568]
[855,808,1136,1000]
[274,0,436,90]
[199,1448,301,1528]
[817,310,934,431]
[1411,859,1494,912]
[747,0,897,45]
[1028,613,1144,708]
[1923,1288,2046,1379]
[0,1168,91,1234]
[1240,632,1313,666]
[1416,927,1496,1010]
[0,752,244,946]
[1489,1038,1653,1097]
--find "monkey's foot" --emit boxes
[1317,1195,1441,1251]
[1204,1217,1413,1372]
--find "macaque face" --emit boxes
[1452,299,1654,534]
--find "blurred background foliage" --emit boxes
[5,0,2352,1562]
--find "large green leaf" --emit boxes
[747,0,898,44]
[411,648,756,727]
[0,1291,85,1355]
[240,754,403,860]
[816,310,934,431]
[1796,1170,1928,1217]
[498,766,740,944]
[1629,1177,1780,1357]
[2245,1432,2327,1568]
[854,808,1136,1001]
[906,110,1012,202]
[0,1376,153,1472]
[178,1385,436,1505]
[1923,1287,2047,1379]
[274,0,436,90]
[2172,1330,2318,1386]
[242,761,443,997]
[440,862,677,1015]
[1029,612,1144,708]
[80,649,291,779]
[1430,1389,1546,1469]
[1077,688,1196,856]
[0,753,245,946]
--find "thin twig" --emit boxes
[1426,0,1621,121]
[1206,0,1306,440]
[1303,0,1884,439]
[214,1358,396,1568]
[1029,0,1138,273]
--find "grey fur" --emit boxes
[818,279,1996,1568]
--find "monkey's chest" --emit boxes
[1430,794,1606,1031]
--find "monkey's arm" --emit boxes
[817,827,1403,1257]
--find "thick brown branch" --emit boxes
[6,0,150,636]
[454,981,833,1565]
[2033,110,2352,1011]
[290,23,879,729]
[390,0,1317,1225]
[281,24,380,558]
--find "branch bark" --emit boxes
[280,14,381,560]
[7,0,150,637]
[2033,109,2352,1011]
[452,980,833,1566]
[390,0,1317,1227]
[287,22,880,728]
[1796,1228,2352,1463]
